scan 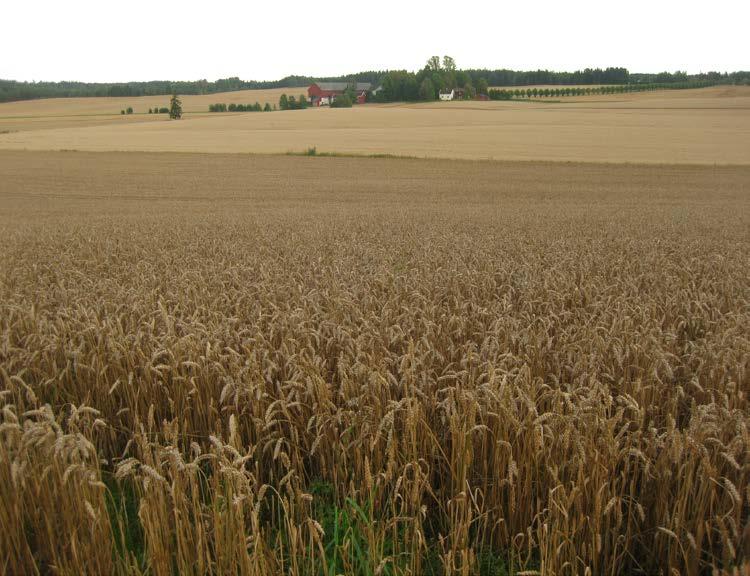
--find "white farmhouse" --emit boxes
[439,89,454,101]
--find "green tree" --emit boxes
[404,76,419,101]
[442,56,456,72]
[279,93,289,110]
[419,77,435,101]
[427,56,441,71]
[330,93,352,108]
[169,94,182,119]
[476,77,489,96]
[263,102,271,112]
[126,106,133,114]
[441,70,456,91]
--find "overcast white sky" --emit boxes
[2,0,747,82]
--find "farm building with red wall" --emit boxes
[308,82,373,106]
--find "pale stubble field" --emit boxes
[1,86,749,163]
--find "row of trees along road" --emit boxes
[488,80,719,100]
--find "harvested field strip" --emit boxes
[1,89,748,163]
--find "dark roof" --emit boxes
[313,82,372,92]
[315,82,348,91]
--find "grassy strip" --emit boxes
[101,476,533,575]
[103,474,147,572]
[286,147,420,160]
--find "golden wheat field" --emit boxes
[1,149,748,575]
[1,87,749,163]
[0,87,294,133]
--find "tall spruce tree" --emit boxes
[169,94,182,119]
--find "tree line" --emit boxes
[374,57,490,102]
[279,94,309,110]
[372,58,747,103]
[0,77,319,102]
[451,68,748,88]
[2,68,748,104]
[209,102,273,112]
[208,93,311,113]
[488,80,720,100]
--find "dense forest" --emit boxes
[371,58,749,103]
[1,63,748,103]
[0,74,383,103]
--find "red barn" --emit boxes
[308,82,372,106]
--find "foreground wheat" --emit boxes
[0,152,748,575]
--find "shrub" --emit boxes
[488,89,512,101]
[330,94,352,108]
[126,107,133,114]
[279,93,308,111]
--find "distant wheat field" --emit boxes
[0,87,295,132]
[1,150,748,575]
[1,86,748,163]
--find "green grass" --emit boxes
[103,474,147,571]
[295,481,525,576]
[97,473,536,575]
